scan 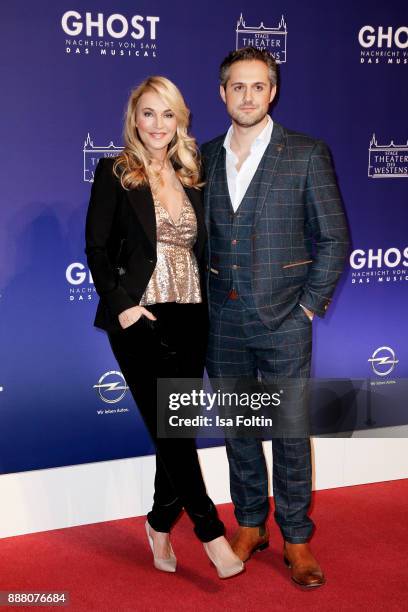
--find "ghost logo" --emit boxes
[61,10,160,58]
[65,262,96,302]
[359,26,408,49]
[61,11,159,39]
[94,371,129,403]
[66,262,93,285]
[368,347,399,377]
[358,25,408,64]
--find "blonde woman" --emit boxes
[85,77,243,579]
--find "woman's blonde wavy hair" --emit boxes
[113,76,202,190]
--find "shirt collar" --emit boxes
[223,115,273,155]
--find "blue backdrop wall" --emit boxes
[1,1,407,474]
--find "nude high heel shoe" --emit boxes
[145,521,177,573]
[203,535,245,579]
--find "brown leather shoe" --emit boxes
[230,526,269,562]
[283,542,326,588]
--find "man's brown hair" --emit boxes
[219,47,278,88]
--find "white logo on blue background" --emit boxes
[368,134,408,178]
[359,25,408,64]
[349,247,408,286]
[61,11,159,58]
[235,14,287,63]
[94,371,129,403]
[66,261,96,302]
[83,134,123,183]
[368,346,399,377]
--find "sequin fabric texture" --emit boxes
[139,197,202,305]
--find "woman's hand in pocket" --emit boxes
[118,305,157,329]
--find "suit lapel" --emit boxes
[185,186,206,259]
[126,186,157,252]
[253,121,286,222]
[203,125,286,225]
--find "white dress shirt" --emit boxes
[223,115,273,212]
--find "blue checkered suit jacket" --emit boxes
[201,121,350,328]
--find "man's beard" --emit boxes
[230,106,268,128]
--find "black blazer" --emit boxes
[85,157,207,332]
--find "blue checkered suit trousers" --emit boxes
[207,298,314,543]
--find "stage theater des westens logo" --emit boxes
[368,134,408,178]
[61,10,159,58]
[358,24,408,64]
[349,247,408,286]
[83,134,123,183]
[235,14,287,63]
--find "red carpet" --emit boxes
[1,480,408,611]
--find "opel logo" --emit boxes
[368,346,399,377]
[93,371,128,403]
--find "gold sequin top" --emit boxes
[139,196,202,305]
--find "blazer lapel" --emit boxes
[185,186,206,260]
[202,125,285,225]
[126,185,157,253]
[253,121,286,222]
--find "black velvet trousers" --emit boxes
[108,302,225,543]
